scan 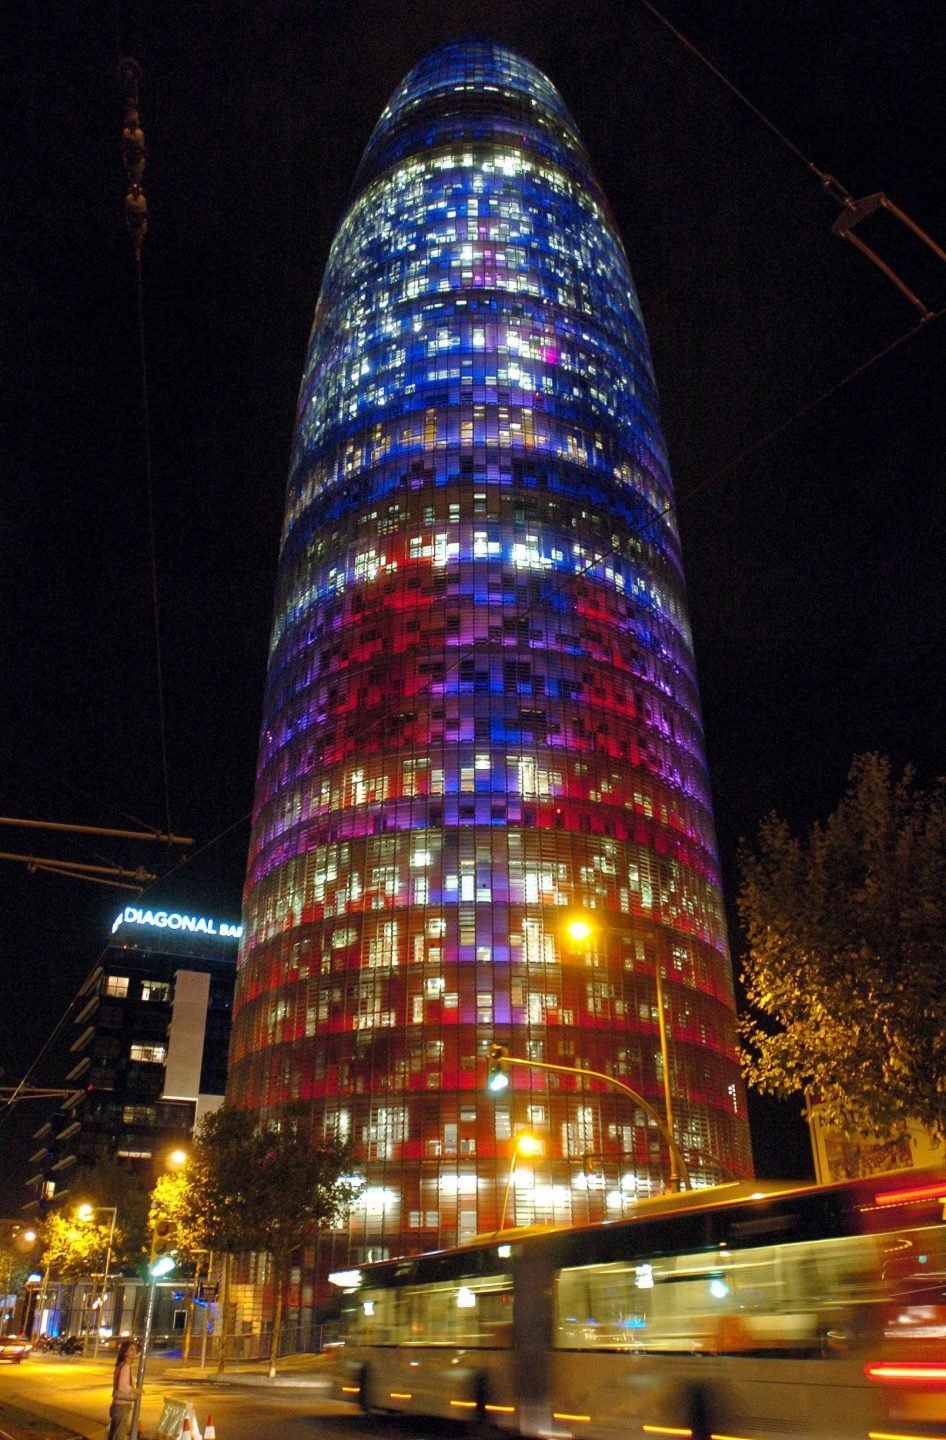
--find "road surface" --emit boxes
[0,1352,467,1440]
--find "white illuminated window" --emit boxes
[129,1043,166,1064]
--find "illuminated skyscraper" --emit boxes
[229,40,751,1272]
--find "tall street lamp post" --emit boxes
[651,957,676,1160]
[498,1133,543,1231]
[76,1204,118,1357]
[562,913,686,1192]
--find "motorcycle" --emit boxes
[54,1335,84,1355]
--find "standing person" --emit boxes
[107,1338,139,1440]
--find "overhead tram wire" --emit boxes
[684,315,944,506]
[119,55,174,843]
[145,810,253,895]
[19,753,191,845]
[634,0,946,318]
[0,792,192,892]
[0,60,186,898]
[0,982,94,1130]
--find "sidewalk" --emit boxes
[162,1351,335,1390]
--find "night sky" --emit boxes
[2,0,943,1211]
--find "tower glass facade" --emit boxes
[229,40,751,1267]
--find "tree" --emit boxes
[739,753,946,1144]
[73,1154,149,1273]
[0,1228,38,1305]
[170,1106,256,1370]
[39,1212,118,1286]
[244,1113,355,1376]
[176,1105,355,1374]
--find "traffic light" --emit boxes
[487,1044,510,1093]
[149,1218,177,1278]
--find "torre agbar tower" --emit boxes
[229,40,751,1270]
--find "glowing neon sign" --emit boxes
[111,906,243,940]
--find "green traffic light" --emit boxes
[150,1255,176,1278]
[487,1043,510,1092]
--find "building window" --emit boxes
[156,1100,195,1129]
[122,1104,157,1125]
[129,1043,166,1064]
[141,980,171,1003]
[104,975,129,998]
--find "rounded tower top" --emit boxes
[377,39,577,133]
[351,38,591,201]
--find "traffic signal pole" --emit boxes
[488,1044,690,1191]
[130,1218,177,1438]
[129,1278,157,1440]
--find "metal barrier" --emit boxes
[196,1319,334,1364]
[156,1398,203,1438]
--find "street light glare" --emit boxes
[516,1133,542,1158]
[565,916,593,943]
[76,1203,94,1221]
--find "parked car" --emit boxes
[0,1335,33,1363]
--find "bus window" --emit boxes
[348,1286,401,1345]
[555,1220,946,1358]
[555,1261,651,1349]
[401,1275,513,1347]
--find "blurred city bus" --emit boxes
[326,1170,946,1439]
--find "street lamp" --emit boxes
[560,911,685,1192]
[564,915,594,945]
[498,1132,543,1231]
[75,1204,118,1356]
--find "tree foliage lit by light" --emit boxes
[39,1211,118,1282]
[739,752,946,1141]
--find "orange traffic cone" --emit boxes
[182,1421,192,1438]
[204,1417,216,1440]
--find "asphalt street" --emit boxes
[0,1353,470,1440]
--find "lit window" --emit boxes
[141,980,171,1003]
[129,1043,166,1064]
